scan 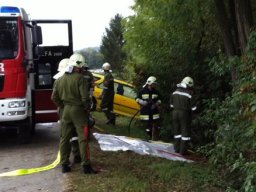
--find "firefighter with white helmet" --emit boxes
[53,58,70,80]
[69,53,87,68]
[99,62,116,125]
[102,62,111,70]
[170,76,197,155]
[136,76,162,140]
[53,56,83,164]
[51,53,97,174]
[68,53,95,164]
[181,76,194,87]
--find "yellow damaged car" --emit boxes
[91,72,140,118]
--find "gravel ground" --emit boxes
[0,123,70,192]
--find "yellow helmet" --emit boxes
[181,76,194,87]
[69,53,86,68]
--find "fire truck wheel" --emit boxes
[17,118,32,144]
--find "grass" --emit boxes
[66,111,226,192]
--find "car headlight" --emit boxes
[8,100,26,108]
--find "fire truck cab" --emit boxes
[0,6,73,143]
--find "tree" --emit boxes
[100,14,127,71]
[214,0,253,80]
[79,48,104,69]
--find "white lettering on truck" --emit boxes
[0,63,5,75]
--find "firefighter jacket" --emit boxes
[51,72,91,111]
[136,86,161,121]
[83,70,94,91]
[100,71,114,110]
[170,85,197,112]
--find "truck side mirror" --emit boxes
[32,25,42,45]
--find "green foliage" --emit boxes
[203,31,256,191]
[123,0,228,149]
[100,14,127,72]
[79,48,104,69]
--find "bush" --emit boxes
[203,31,256,191]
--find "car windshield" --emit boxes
[98,81,137,99]
[0,17,19,59]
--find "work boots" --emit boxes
[73,155,81,164]
[62,164,71,173]
[83,164,98,174]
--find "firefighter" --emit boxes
[69,53,95,161]
[170,76,197,155]
[53,58,81,164]
[80,57,94,99]
[51,54,97,174]
[136,76,161,140]
[67,53,91,164]
[99,62,116,125]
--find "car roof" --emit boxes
[92,72,134,87]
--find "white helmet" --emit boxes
[69,53,86,68]
[57,58,70,72]
[181,76,194,87]
[146,76,157,85]
[102,62,111,70]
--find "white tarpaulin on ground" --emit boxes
[93,133,193,162]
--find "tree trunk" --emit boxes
[234,0,253,54]
[214,0,236,56]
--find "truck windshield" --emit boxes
[0,17,18,60]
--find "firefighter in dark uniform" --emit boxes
[136,76,161,140]
[170,76,197,155]
[81,62,94,98]
[51,55,97,174]
[99,62,116,125]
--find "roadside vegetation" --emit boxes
[66,112,226,192]
[78,1,256,190]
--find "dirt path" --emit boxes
[0,123,70,192]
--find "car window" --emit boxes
[115,83,136,99]
[98,82,136,99]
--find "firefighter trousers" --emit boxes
[60,105,90,166]
[172,110,191,155]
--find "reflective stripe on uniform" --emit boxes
[192,106,197,111]
[140,113,160,120]
[153,114,160,119]
[174,135,181,138]
[70,137,78,142]
[142,94,149,99]
[140,115,149,120]
[152,94,158,99]
[181,137,191,141]
[173,91,192,98]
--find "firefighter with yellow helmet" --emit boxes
[136,76,162,140]
[51,53,97,174]
[170,76,197,155]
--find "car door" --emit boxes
[113,82,140,118]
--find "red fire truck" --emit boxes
[0,6,73,143]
